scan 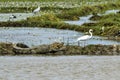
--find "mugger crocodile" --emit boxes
[13,42,66,55]
[0,42,120,55]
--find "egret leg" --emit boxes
[84,41,85,47]
[82,41,87,47]
[84,41,87,46]
[80,41,83,47]
[78,41,80,46]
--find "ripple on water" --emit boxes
[0,56,120,80]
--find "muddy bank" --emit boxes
[0,42,120,55]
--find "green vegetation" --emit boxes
[0,0,120,54]
[0,11,120,39]
[0,1,120,20]
[27,13,60,22]
[57,2,120,20]
[0,0,119,38]
[82,13,120,36]
[0,0,119,2]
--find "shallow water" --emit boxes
[0,13,33,21]
[0,27,119,47]
[105,10,119,14]
[64,15,96,26]
[0,10,119,46]
[65,9,120,25]
[0,56,120,80]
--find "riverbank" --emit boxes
[0,42,119,56]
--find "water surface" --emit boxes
[0,56,120,80]
[0,13,33,21]
[65,9,120,25]
[0,27,119,47]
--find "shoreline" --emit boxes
[0,42,120,56]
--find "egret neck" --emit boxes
[89,30,93,39]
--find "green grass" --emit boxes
[0,0,119,2]
[82,12,120,35]
[0,0,120,39]
[0,1,120,20]
[57,2,120,20]
[0,0,120,54]
[0,11,120,39]
[27,13,61,22]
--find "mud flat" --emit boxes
[0,56,120,80]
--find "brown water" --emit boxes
[0,56,120,80]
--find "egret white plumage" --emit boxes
[76,29,93,46]
[33,6,40,14]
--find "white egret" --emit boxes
[33,6,40,14]
[76,29,93,46]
